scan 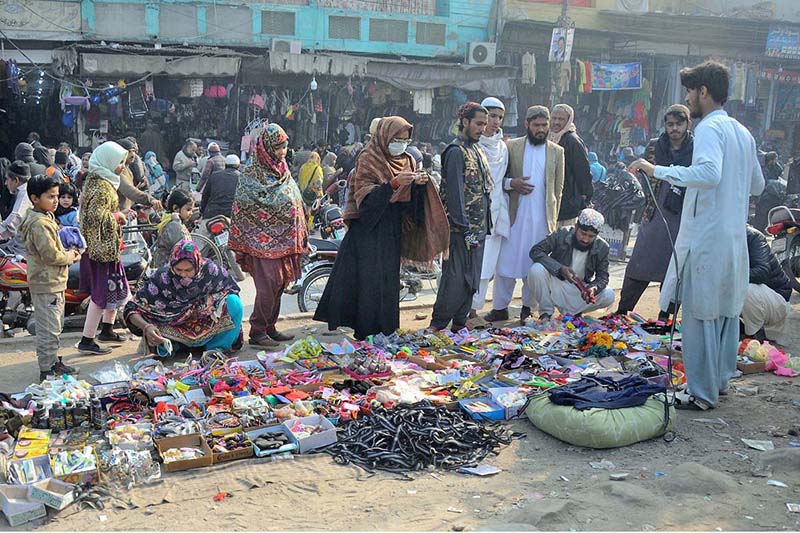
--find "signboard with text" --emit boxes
[766,27,800,60]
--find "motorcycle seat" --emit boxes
[308,238,341,253]
[66,253,149,291]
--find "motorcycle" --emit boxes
[294,200,440,312]
[2,223,151,336]
[766,205,800,294]
[190,215,246,282]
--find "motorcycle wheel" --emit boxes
[298,266,332,313]
[785,239,800,294]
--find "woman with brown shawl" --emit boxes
[229,123,308,348]
[313,117,449,340]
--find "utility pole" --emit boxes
[550,0,574,106]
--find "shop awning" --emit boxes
[365,60,516,97]
[269,51,368,77]
[80,54,241,77]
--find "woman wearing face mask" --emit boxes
[229,123,308,348]
[314,116,449,340]
[124,240,242,357]
[77,141,133,354]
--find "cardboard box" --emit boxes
[406,355,448,371]
[28,479,75,510]
[282,415,337,454]
[51,446,101,486]
[206,429,254,464]
[737,360,766,374]
[459,397,505,421]
[0,485,46,526]
[488,387,527,420]
[247,425,299,457]
[7,455,52,486]
[156,434,213,473]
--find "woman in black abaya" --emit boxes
[313,117,448,340]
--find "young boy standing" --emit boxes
[20,175,82,381]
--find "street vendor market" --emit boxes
[1,312,798,525]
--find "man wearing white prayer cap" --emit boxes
[527,208,615,320]
[469,97,510,322]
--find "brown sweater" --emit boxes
[20,209,72,294]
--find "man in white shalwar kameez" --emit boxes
[631,61,765,410]
[470,97,510,317]
[484,106,564,324]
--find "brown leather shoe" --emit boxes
[249,333,279,348]
[267,330,295,342]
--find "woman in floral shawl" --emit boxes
[124,240,242,356]
[229,123,307,348]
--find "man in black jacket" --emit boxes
[617,104,693,318]
[741,225,792,343]
[528,208,615,320]
[201,154,240,219]
[549,104,592,226]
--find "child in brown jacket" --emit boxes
[20,175,82,382]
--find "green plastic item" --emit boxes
[526,393,675,449]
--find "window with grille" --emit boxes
[416,22,445,46]
[329,16,360,40]
[261,10,296,36]
[369,19,408,43]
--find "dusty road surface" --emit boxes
[0,286,798,532]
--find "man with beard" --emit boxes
[550,104,592,227]
[528,208,615,319]
[469,97,510,320]
[484,106,564,324]
[617,104,693,318]
[430,102,491,332]
[630,61,765,410]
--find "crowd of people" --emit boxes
[0,60,793,414]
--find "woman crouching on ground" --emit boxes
[124,240,242,357]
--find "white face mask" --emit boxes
[388,141,408,156]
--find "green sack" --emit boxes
[526,393,675,449]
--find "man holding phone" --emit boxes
[485,105,565,324]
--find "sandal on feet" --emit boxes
[673,390,710,411]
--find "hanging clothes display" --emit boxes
[522,52,537,85]
[413,89,433,115]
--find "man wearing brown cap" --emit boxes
[485,105,565,324]
[0,161,33,255]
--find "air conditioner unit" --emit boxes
[467,42,496,66]
[271,38,302,54]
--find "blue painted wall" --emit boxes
[80,0,495,59]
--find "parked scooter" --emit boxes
[2,223,151,336]
[766,205,800,294]
[293,201,440,312]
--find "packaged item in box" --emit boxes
[205,429,253,464]
[156,434,213,473]
[459,397,505,421]
[247,425,298,457]
[51,445,100,485]
[7,455,51,486]
[283,415,336,453]
[109,423,153,450]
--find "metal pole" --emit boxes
[766,78,776,132]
